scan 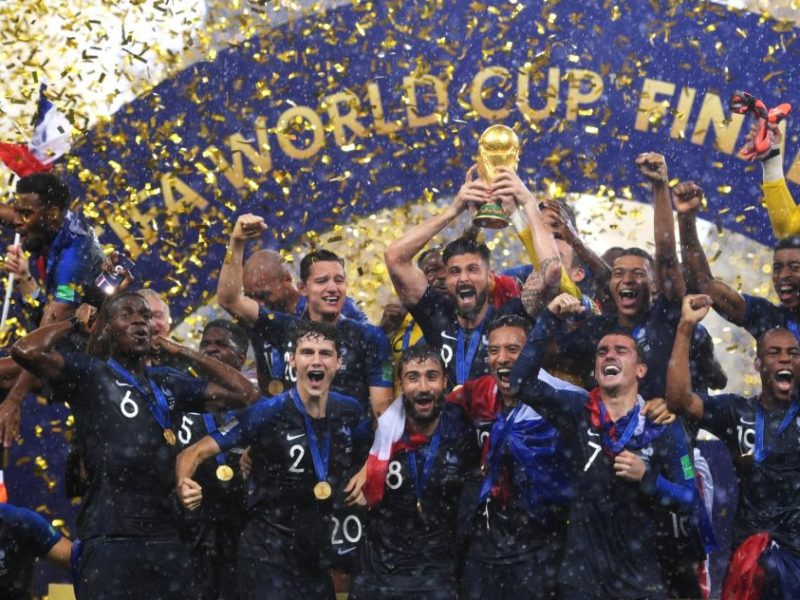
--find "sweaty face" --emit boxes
[199,327,244,370]
[610,255,653,319]
[299,261,346,321]
[290,334,340,395]
[13,193,53,253]
[401,357,446,423]
[108,295,154,358]
[594,334,646,393]
[758,329,800,402]
[420,251,447,295]
[446,253,490,321]
[487,325,526,396]
[772,248,800,310]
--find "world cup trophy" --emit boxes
[472,124,520,229]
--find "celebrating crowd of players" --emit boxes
[2,120,800,600]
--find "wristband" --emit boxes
[510,207,527,233]
[761,153,784,183]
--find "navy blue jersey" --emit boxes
[250,307,392,408]
[211,390,372,576]
[408,285,504,389]
[355,404,478,593]
[512,313,699,598]
[50,353,207,540]
[743,294,800,342]
[0,504,62,600]
[556,295,721,398]
[700,392,800,554]
[175,411,247,528]
[249,295,369,397]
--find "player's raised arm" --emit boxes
[665,295,713,421]
[673,181,748,324]
[636,152,685,301]
[217,214,268,328]
[385,165,488,307]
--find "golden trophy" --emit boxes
[473,124,520,229]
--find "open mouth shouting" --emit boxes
[776,283,799,305]
[773,368,795,394]
[617,287,639,309]
[494,367,512,389]
[307,369,325,383]
[599,362,622,379]
[413,393,435,414]
[456,284,477,306]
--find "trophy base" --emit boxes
[472,204,510,229]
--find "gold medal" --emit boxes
[163,428,177,446]
[268,379,284,395]
[216,464,234,481]
[313,481,332,500]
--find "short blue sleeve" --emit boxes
[210,395,281,451]
[48,237,103,306]
[742,294,787,341]
[2,505,62,556]
[342,297,368,323]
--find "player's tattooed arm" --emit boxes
[521,257,562,318]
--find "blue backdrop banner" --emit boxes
[64,0,800,320]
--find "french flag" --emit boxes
[0,84,72,177]
[363,396,406,506]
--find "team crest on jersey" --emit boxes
[444,451,458,465]
[339,424,353,454]
[637,445,654,464]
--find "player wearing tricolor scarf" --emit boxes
[354,345,477,599]
[667,294,800,600]
[510,293,699,600]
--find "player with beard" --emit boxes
[351,345,476,599]
[676,179,800,344]
[510,293,699,599]
[175,319,250,600]
[9,292,259,599]
[241,249,367,396]
[176,320,372,600]
[448,314,570,600]
[667,294,800,598]
[385,166,560,388]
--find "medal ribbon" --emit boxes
[291,388,330,484]
[456,321,485,385]
[203,413,233,467]
[598,400,640,455]
[478,404,523,502]
[107,358,173,432]
[785,318,800,342]
[402,320,418,352]
[404,424,443,511]
[755,398,800,464]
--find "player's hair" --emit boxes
[16,173,70,211]
[486,313,532,337]
[596,332,646,364]
[291,319,341,354]
[774,235,800,252]
[442,237,491,267]
[203,319,250,356]
[756,326,797,357]
[397,344,446,378]
[416,245,443,269]
[613,247,655,272]
[299,249,345,282]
